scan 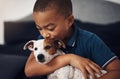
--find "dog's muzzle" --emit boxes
[37,54,45,62]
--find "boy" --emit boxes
[25,0,120,79]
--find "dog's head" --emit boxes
[24,39,65,64]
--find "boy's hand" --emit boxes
[67,54,103,79]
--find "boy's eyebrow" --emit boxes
[36,23,55,29]
[44,23,55,27]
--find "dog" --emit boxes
[24,39,107,79]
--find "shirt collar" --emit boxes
[67,22,78,47]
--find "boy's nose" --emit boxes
[42,32,50,38]
[43,33,50,38]
[45,33,50,38]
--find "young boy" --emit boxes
[25,0,120,79]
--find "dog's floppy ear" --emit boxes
[54,40,66,48]
[23,40,35,51]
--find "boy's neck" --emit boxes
[63,26,74,44]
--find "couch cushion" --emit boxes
[4,21,39,45]
[0,54,27,79]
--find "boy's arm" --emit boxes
[99,58,120,79]
[25,53,102,79]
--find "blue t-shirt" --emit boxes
[38,22,117,68]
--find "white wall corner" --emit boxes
[0,20,4,45]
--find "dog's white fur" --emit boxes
[24,39,107,79]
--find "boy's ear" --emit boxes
[54,40,66,49]
[23,40,35,51]
[67,15,74,27]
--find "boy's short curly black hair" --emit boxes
[33,0,73,18]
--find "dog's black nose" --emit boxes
[37,54,45,62]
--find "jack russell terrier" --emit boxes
[24,39,107,79]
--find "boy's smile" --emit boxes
[33,9,74,43]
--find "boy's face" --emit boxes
[33,9,74,41]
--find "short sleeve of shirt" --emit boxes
[88,34,117,68]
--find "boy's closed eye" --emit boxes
[46,26,55,31]
[45,24,56,31]
[36,23,56,31]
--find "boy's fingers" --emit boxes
[89,62,103,76]
[80,67,89,79]
[91,62,102,70]
[86,65,97,79]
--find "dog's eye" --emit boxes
[34,47,38,51]
[44,45,51,50]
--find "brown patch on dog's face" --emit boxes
[44,39,57,55]
[44,39,65,55]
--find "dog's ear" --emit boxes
[54,40,66,48]
[23,40,35,51]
